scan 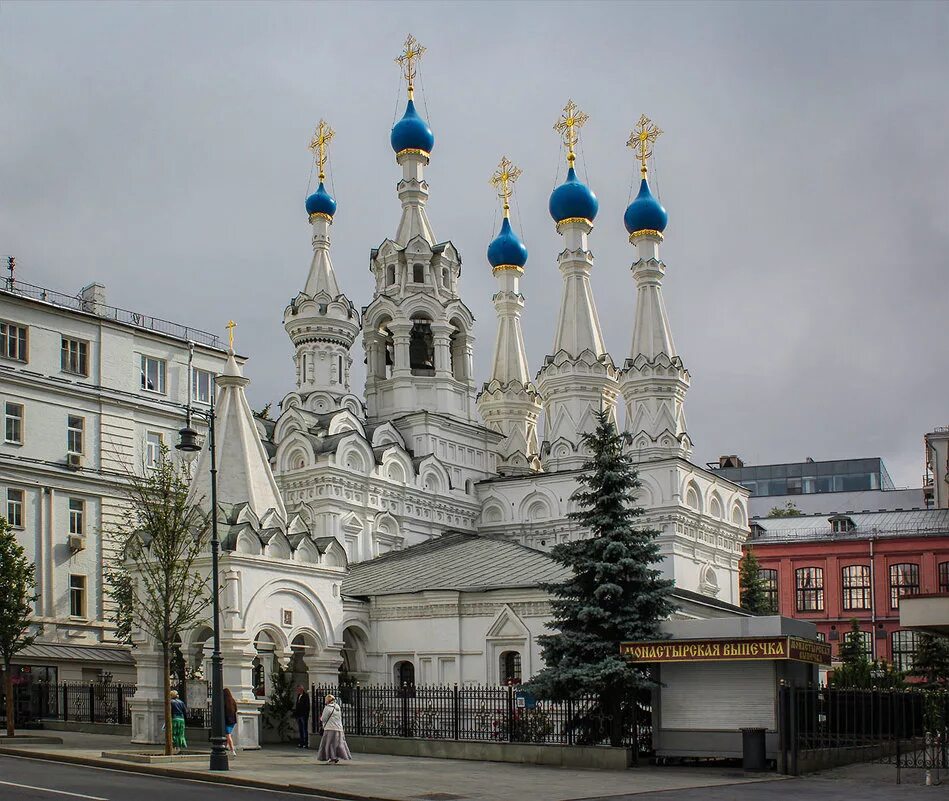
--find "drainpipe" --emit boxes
[869,537,876,660]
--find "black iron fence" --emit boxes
[8,682,138,726]
[779,685,949,782]
[312,684,652,756]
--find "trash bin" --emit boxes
[740,727,767,771]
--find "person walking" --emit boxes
[294,685,311,749]
[169,690,187,753]
[316,694,351,764]
[223,688,238,756]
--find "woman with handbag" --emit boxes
[316,694,352,764]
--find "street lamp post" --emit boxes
[176,388,229,771]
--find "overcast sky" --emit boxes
[1,1,947,487]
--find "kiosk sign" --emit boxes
[621,636,830,666]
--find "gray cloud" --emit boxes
[1,0,947,486]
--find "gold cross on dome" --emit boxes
[226,320,236,350]
[627,114,662,177]
[395,34,426,98]
[554,99,589,166]
[490,156,522,218]
[308,120,335,182]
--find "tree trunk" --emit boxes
[162,644,173,756]
[4,663,14,737]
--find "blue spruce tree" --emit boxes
[529,410,675,745]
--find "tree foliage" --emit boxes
[766,501,803,518]
[911,633,949,688]
[739,547,771,614]
[529,411,675,743]
[831,619,903,689]
[0,517,38,736]
[108,446,212,754]
[261,660,297,742]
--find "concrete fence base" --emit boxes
[345,735,632,769]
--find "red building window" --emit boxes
[891,630,918,672]
[759,569,779,613]
[841,565,871,610]
[795,567,824,612]
[939,561,949,593]
[889,563,920,609]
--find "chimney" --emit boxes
[718,455,744,469]
[79,283,106,316]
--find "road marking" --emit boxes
[0,780,107,800]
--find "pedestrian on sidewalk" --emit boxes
[223,688,238,756]
[294,685,311,749]
[169,690,187,753]
[316,694,351,764]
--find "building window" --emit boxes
[0,320,28,362]
[6,488,24,528]
[500,651,522,685]
[841,565,872,611]
[889,563,920,609]
[68,498,85,535]
[816,632,826,643]
[61,337,89,376]
[4,401,23,444]
[386,264,396,285]
[69,574,86,618]
[795,567,824,612]
[67,415,84,454]
[394,660,415,687]
[141,355,166,394]
[192,367,212,404]
[891,630,919,673]
[337,355,343,384]
[759,568,779,613]
[145,432,163,468]
[412,263,425,283]
[939,561,949,594]
[830,515,855,534]
[845,628,873,659]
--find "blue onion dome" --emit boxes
[390,99,435,155]
[305,182,337,218]
[487,217,529,269]
[548,166,599,224]
[624,178,668,236]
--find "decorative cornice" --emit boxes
[308,212,333,224]
[396,148,431,159]
[491,264,525,275]
[630,229,664,242]
[555,216,593,233]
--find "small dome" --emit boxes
[624,178,668,236]
[487,217,528,269]
[390,99,435,155]
[305,182,337,218]
[548,167,598,224]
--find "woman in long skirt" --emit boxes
[316,694,352,764]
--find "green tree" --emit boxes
[911,633,949,688]
[528,410,675,745]
[739,547,771,614]
[0,517,38,737]
[767,501,803,518]
[108,447,212,755]
[261,661,296,742]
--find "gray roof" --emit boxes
[748,488,927,518]
[750,508,949,543]
[17,643,135,665]
[342,532,571,597]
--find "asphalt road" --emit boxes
[0,754,346,800]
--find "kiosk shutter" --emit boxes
[661,660,775,729]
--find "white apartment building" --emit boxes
[0,278,234,682]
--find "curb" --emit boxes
[0,746,401,801]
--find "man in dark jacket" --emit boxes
[294,685,311,748]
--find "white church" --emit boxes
[129,38,751,747]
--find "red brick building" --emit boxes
[746,509,949,671]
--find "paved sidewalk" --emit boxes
[0,730,784,801]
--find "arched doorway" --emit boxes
[499,651,522,685]
[394,660,415,687]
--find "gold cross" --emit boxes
[395,34,426,98]
[226,320,236,350]
[490,156,522,218]
[308,120,335,182]
[554,99,589,166]
[627,114,662,177]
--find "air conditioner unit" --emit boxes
[67,534,86,552]
[66,452,82,470]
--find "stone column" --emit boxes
[431,323,454,377]
[303,646,344,686]
[129,642,166,744]
[221,639,263,750]
[389,322,413,377]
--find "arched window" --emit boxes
[337,355,344,384]
[441,267,449,287]
[841,565,871,610]
[394,660,415,687]
[409,318,435,375]
[759,568,779,613]
[889,563,920,609]
[412,263,425,283]
[386,264,396,285]
[795,567,824,612]
[891,630,919,672]
[940,561,949,593]
[500,651,521,685]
